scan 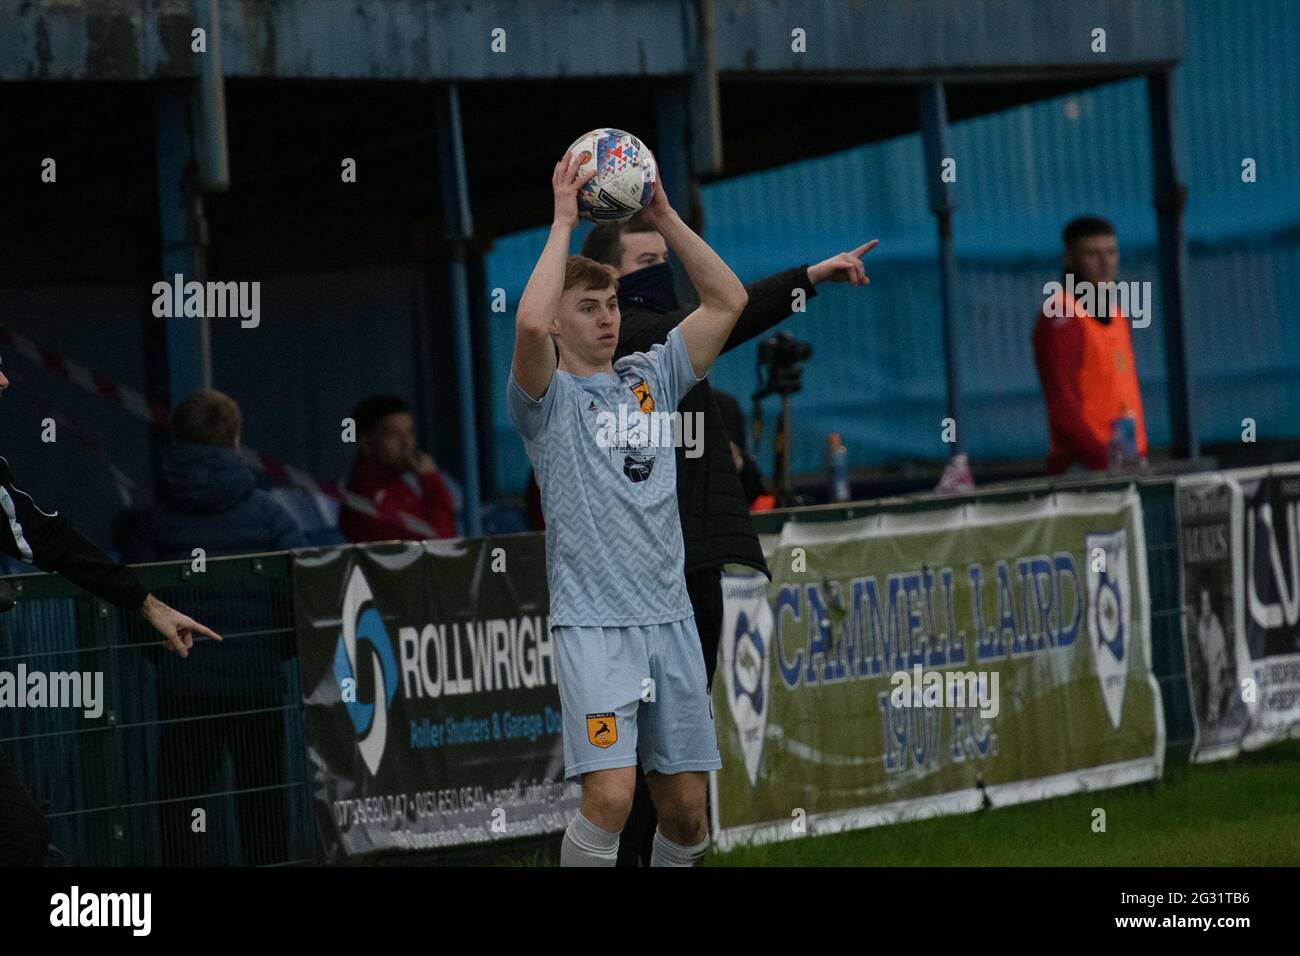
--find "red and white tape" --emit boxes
[0,324,167,427]
[7,368,150,509]
[0,324,438,539]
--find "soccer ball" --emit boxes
[567,128,657,223]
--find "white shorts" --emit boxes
[553,617,722,780]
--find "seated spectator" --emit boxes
[340,395,455,542]
[119,388,305,866]
[121,389,306,559]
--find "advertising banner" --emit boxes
[711,489,1164,849]
[1238,466,1300,750]
[294,536,578,860]
[1182,466,1300,760]
[1177,474,1249,761]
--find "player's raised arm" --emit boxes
[512,153,596,399]
[640,183,748,378]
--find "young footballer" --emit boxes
[507,152,747,867]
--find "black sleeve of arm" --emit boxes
[721,266,817,355]
[0,466,149,610]
[738,455,767,504]
[615,310,678,357]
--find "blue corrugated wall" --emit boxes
[488,0,1300,495]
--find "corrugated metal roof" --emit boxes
[1,0,1182,82]
[713,0,1183,76]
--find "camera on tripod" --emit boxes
[756,332,813,396]
[752,332,815,507]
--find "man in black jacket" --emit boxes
[0,364,223,866]
[713,389,767,507]
[581,215,877,865]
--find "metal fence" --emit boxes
[2,474,1195,866]
[0,553,315,867]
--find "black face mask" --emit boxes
[617,261,679,315]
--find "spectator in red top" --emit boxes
[340,396,456,542]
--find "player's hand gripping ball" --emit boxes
[566,128,658,223]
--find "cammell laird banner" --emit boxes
[711,489,1164,848]
[294,536,578,860]
[1179,465,1300,761]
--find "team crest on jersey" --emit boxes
[586,713,617,748]
[623,453,656,483]
[630,380,654,413]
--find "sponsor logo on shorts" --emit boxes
[586,712,617,748]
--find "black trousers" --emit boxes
[616,566,723,867]
[0,745,49,866]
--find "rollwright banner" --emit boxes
[294,536,578,861]
[710,488,1164,849]
[1179,465,1300,761]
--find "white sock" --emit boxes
[560,812,620,867]
[650,827,709,867]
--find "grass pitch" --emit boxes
[707,741,1300,866]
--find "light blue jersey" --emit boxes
[507,326,701,627]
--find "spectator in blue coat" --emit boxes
[122,390,305,560]
[121,389,305,866]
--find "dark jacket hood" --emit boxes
[159,443,256,514]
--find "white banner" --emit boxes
[1178,465,1300,761]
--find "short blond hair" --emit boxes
[564,255,619,293]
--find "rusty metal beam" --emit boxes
[0,0,1181,83]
